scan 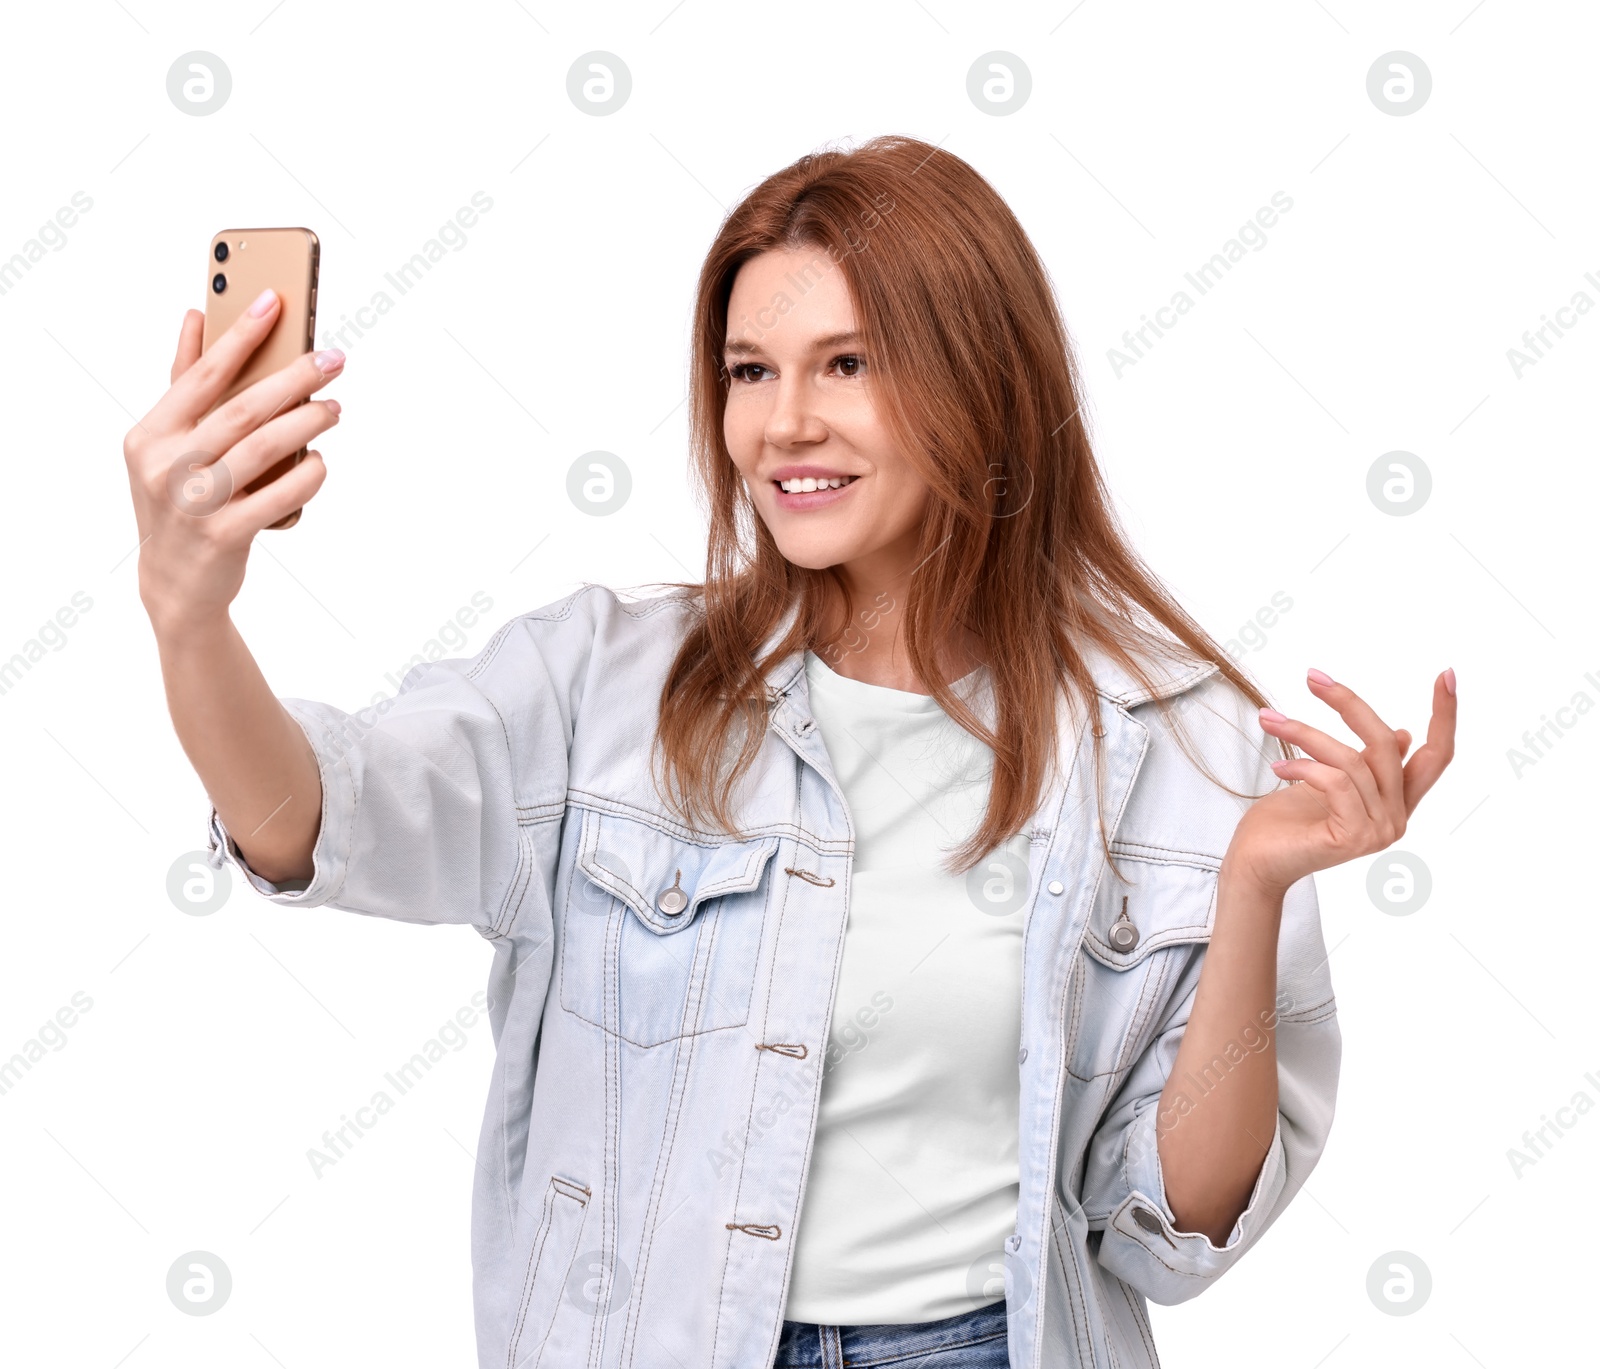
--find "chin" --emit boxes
[768,528,865,572]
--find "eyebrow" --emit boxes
[723,330,862,357]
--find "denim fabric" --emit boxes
[204,584,1341,1368]
[773,1299,1010,1367]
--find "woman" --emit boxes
[126,136,1455,1368]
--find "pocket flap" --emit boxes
[575,808,781,936]
[1081,848,1218,969]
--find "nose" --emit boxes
[763,374,828,449]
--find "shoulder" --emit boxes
[464,583,703,699]
[401,584,701,777]
[1105,635,1279,863]
[380,584,706,816]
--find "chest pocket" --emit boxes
[559,806,781,1047]
[1067,851,1217,1082]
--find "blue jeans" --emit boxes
[772,1299,1009,1367]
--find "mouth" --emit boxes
[770,471,860,510]
[775,475,857,493]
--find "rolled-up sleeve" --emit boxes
[204,654,528,932]
[1085,870,1341,1304]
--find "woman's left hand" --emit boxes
[1226,667,1458,896]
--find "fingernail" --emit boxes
[1269,757,1290,769]
[313,348,345,373]
[324,398,341,416]
[1259,707,1288,723]
[1306,668,1335,686]
[248,287,278,318]
[1444,667,1456,697]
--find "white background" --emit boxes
[0,1,1593,1364]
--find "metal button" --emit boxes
[1017,1047,1028,1065]
[1131,1207,1164,1234]
[1005,1234,1021,1253]
[1109,895,1139,952]
[1047,880,1065,896]
[657,869,688,917]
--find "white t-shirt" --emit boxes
[783,650,1030,1325]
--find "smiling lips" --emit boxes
[769,467,860,509]
[778,475,855,493]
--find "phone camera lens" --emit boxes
[213,241,229,263]
[212,273,227,294]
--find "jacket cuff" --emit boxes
[1097,1101,1289,1305]
[203,698,354,907]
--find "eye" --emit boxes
[726,362,772,383]
[831,354,865,377]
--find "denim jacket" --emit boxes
[206,584,1340,1369]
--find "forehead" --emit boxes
[724,246,857,352]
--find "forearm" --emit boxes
[151,610,322,884]
[1154,861,1285,1245]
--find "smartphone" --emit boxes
[202,227,320,529]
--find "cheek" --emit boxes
[879,476,930,533]
[723,398,764,472]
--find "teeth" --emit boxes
[778,476,855,493]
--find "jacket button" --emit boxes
[658,870,689,916]
[1131,1207,1164,1233]
[1047,880,1065,896]
[1005,1234,1021,1253]
[1109,895,1140,951]
[1017,1047,1028,1065]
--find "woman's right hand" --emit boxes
[124,288,344,635]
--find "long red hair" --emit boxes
[652,135,1276,873]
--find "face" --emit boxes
[722,246,930,580]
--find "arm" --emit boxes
[1086,871,1338,1305]
[1154,860,1287,1245]
[153,612,322,886]
[1161,665,1458,1237]
[127,297,342,882]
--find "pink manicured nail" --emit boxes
[248,287,278,317]
[324,399,341,416]
[1306,668,1335,686]
[1259,707,1288,723]
[1269,758,1291,769]
[313,348,345,373]
[1444,667,1456,696]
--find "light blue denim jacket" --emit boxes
[206,584,1340,1369]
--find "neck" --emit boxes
[817,555,983,695]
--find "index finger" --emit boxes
[1401,669,1457,815]
[146,287,281,435]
